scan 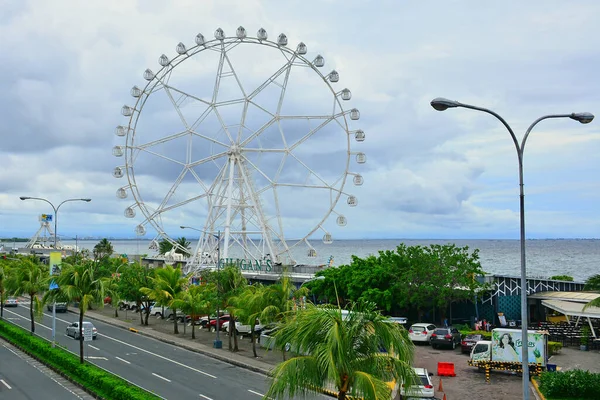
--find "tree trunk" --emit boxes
[337,391,346,400]
[232,313,239,352]
[192,321,195,339]
[144,310,149,326]
[173,308,179,334]
[29,294,35,334]
[114,305,118,318]
[139,307,144,325]
[251,329,257,358]
[79,310,85,364]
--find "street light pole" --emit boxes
[180,225,222,348]
[430,98,593,400]
[19,196,92,347]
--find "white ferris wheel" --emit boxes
[113,26,366,273]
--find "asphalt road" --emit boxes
[0,341,82,399]
[3,305,326,400]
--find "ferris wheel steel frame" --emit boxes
[114,27,366,274]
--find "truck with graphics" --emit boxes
[468,328,548,375]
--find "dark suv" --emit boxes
[430,327,461,349]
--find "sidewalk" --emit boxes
[74,306,281,376]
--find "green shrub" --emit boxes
[0,319,159,399]
[539,369,600,399]
[458,329,492,340]
[548,341,562,355]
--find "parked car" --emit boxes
[4,297,18,307]
[430,327,462,349]
[408,323,437,343]
[222,319,265,336]
[150,305,176,319]
[46,302,68,312]
[66,321,97,340]
[208,314,232,331]
[461,333,483,354]
[400,367,435,399]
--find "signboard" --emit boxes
[41,214,53,222]
[220,257,273,272]
[83,325,93,342]
[49,251,62,276]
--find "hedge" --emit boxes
[539,369,600,399]
[0,319,161,400]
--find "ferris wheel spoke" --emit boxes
[211,106,235,144]
[187,150,229,168]
[134,148,186,166]
[223,51,247,98]
[239,114,278,147]
[161,83,212,107]
[287,151,333,188]
[136,130,189,150]
[156,168,189,212]
[287,117,336,152]
[247,56,295,101]
[155,193,209,216]
[239,154,275,185]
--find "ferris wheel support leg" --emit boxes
[222,156,237,259]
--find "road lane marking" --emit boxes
[88,344,100,350]
[5,308,217,379]
[87,356,108,360]
[152,373,171,382]
[115,357,131,364]
[199,395,213,400]
[0,379,12,389]
[248,389,269,398]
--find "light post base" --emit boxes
[213,339,222,349]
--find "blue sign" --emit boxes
[49,280,59,290]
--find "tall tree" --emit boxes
[171,284,212,339]
[230,284,268,357]
[93,238,114,261]
[174,237,191,255]
[158,239,173,255]
[117,262,155,325]
[266,302,415,400]
[583,274,600,311]
[46,262,106,363]
[7,257,48,333]
[219,265,248,352]
[140,265,186,334]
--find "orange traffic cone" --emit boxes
[438,378,444,392]
[442,394,447,400]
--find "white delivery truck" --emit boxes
[469,328,548,375]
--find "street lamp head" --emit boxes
[570,112,594,124]
[180,226,187,229]
[19,196,30,200]
[430,97,460,111]
[82,198,92,202]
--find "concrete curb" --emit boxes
[73,309,272,376]
[531,378,546,400]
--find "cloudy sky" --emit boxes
[1,0,599,243]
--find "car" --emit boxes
[66,321,97,340]
[400,367,435,399]
[46,302,68,312]
[4,297,18,307]
[461,333,483,354]
[222,319,265,336]
[150,305,177,319]
[408,323,437,343]
[208,314,232,331]
[430,327,462,349]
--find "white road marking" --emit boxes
[115,356,130,364]
[88,344,100,350]
[87,356,108,360]
[5,308,217,379]
[248,390,271,399]
[152,372,171,382]
[199,395,213,400]
[0,379,12,389]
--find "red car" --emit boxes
[208,315,232,331]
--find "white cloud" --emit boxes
[1,0,599,246]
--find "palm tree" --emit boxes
[171,284,212,339]
[140,265,186,334]
[7,257,48,333]
[0,264,7,319]
[93,238,114,261]
[583,274,600,310]
[158,239,173,255]
[230,284,268,357]
[174,237,191,256]
[265,302,415,400]
[219,265,247,352]
[46,262,106,363]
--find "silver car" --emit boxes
[66,321,97,340]
[4,297,18,307]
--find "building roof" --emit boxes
[541,299,600,319]
[529,291,600,303]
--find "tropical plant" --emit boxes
[174,237,191,255]
[230,284,269,357]
[158,239,173,255]
[7,257,48,333]
[218,265,248,352]
[140,265,186,334]
[45,261,106,363]
[583,274,600,311]
[265,302,415,400]
[550,275,574,282]
[0,264,7,319]
[117,263,155,325]
[93,238,114,261]
[171,284,213,339]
